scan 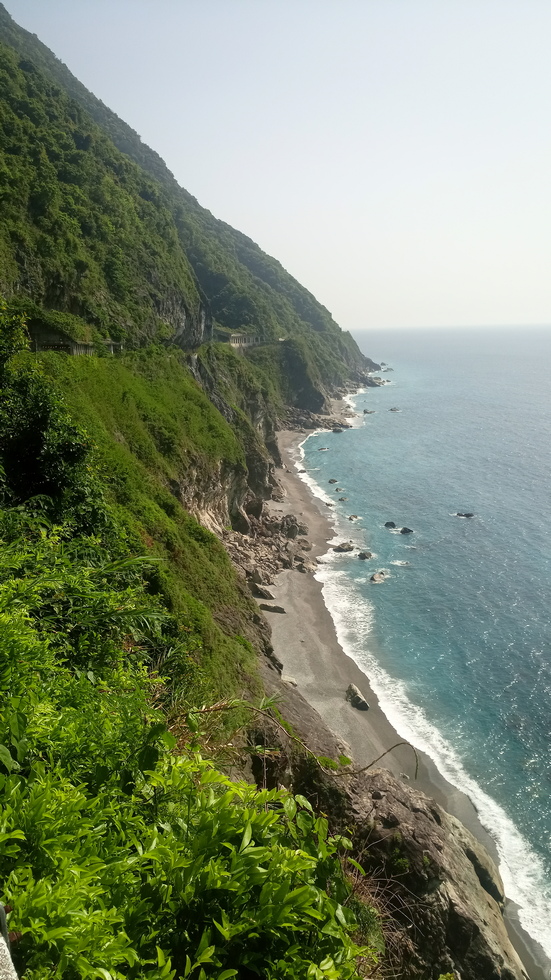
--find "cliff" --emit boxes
[255,670,528,980]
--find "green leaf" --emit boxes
[297,811,313,833]
[137,744,159,772]
[160,729,177,749]
[213,919,230,941]
[194,946,215,966]
[283,797,296,820]
[240,821,252,851]
[0,744,19,772]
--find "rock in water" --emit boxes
[358,551,373,560]
[400,527,413,534]
[384,521,396,528]
[370,571,386,583]
[346,683,369,711]
[333,541,354,553]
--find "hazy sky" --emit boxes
[5,1,551,331]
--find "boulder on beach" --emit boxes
[370,571,386,583]
[346,683,369,711]
[259,603,286,613]
[400,527,413,534]
[252,584,275,600]
[384,521,396,529]
[280,514,304,539]
[333,541,354,553]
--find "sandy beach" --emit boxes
[264,425,548,980]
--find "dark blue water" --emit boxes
[298,327,551,957]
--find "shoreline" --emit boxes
[265,423,549,980]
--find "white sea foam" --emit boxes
[341,390,366,428]
[314,560,551,960]
[292,433,551,960]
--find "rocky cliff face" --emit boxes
[172,305,213,350]
[351,769,527,980]
[186,352,280,531]
[253,667,529,980]
[169,458,250,535]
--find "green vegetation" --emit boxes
[0,3,377,394]
[3,342,267,713]
[0,41,201,345]
[0,506,378,980]
[0,304,381,980]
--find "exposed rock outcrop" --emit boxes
[279,407,353,431]
[253,669,529,980]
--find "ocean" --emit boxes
[296,326,551,963]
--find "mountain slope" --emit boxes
[0,40,205,346]
[0,1,373,381]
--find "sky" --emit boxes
[4,0,551,331]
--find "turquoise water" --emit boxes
[298,327,551,959]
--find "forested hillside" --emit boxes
[0,9,389,977]
[0,1,371,384]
